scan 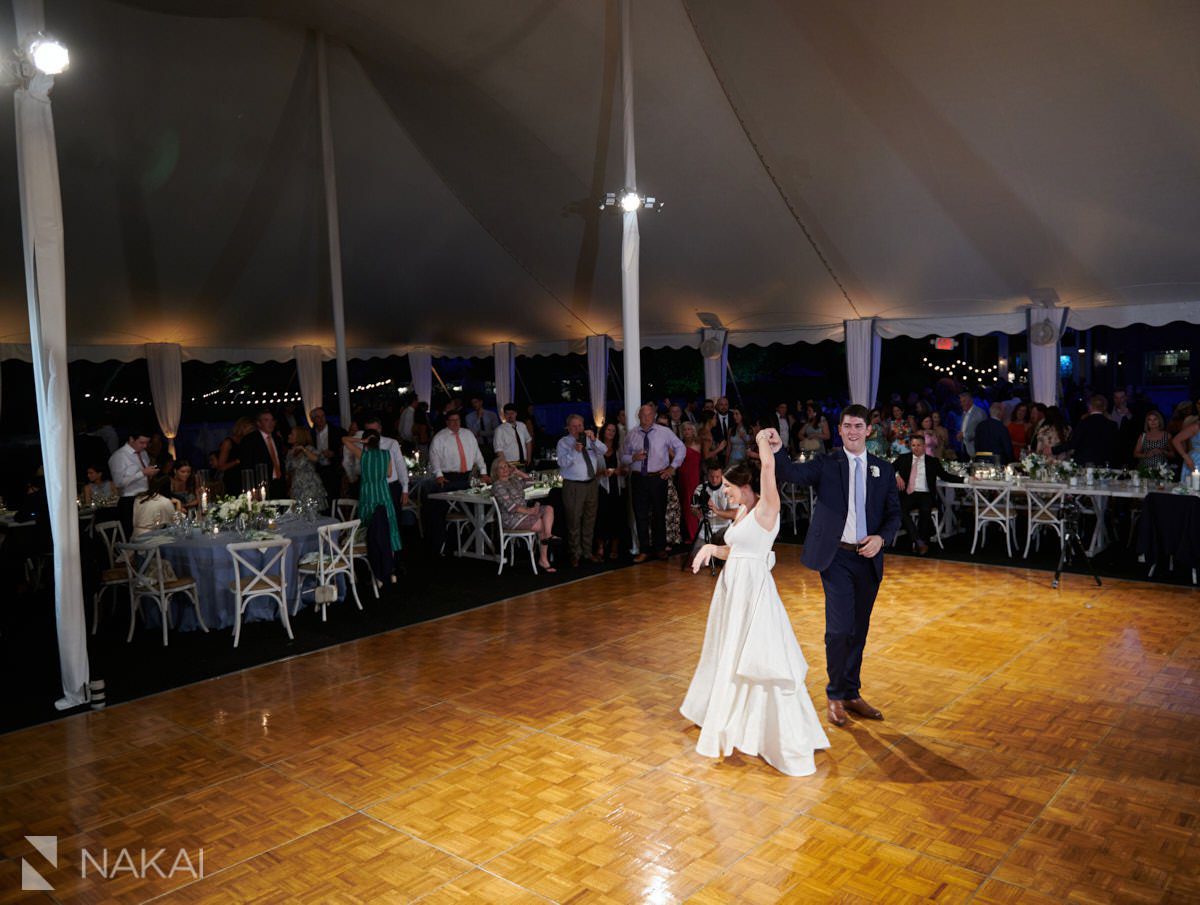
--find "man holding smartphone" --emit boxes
[766,404,900,728]
[109,429,157,539]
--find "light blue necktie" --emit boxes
[854,457,867,543]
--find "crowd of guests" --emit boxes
[58,382,1200,583]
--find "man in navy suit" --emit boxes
[768,404,901,728]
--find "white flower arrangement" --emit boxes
[210,495,264,524]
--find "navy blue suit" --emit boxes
[776,448,901,701]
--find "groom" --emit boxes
[766,404,900,728]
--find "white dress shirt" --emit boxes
[109,443,150,497]
[343,432,408,491]
[314,425,329,454]
[776,415,791,449]
[398,406,416,442]
[494,419,532,463]
[429,427,486,477]
[840,448,869,544]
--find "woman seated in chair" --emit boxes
[490,456,556,573]
[132,475,182,538]
[81,464,119,507]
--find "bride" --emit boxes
[681,429,830,776]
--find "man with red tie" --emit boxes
[891,434,963,555]
[237,409,288,499]
[425,411,488,554]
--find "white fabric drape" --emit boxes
[409,349,432,403]
[493,341,515,411]
[1028,307,1068,406]
[317,33,350,428]
[586,334,610,426]
[14,0,90,708]
[294,344,323,425]
[619,0,642,426]
[701,328,728,401]
[145,342,182,457]
[844,318,880,408]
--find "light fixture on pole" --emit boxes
[599,189,663,212]
[3,33,70,83]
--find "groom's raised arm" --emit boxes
[773,446,822,487]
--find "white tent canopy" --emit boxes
[2,0,1199,363]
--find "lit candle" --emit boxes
[1192,469,1200,492]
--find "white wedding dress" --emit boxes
[680,506,830,776]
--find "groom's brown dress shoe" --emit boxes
[844,697,884,720]
[827,700,848,728]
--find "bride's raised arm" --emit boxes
[755,430,780,528]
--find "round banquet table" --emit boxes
[144,515,340,632]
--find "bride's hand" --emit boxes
[691,544,714,573]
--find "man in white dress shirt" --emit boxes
[557,414,607,567]
[711,396,732,446]
[397,396,419,452]
[424,411,488,553]
[109,429,157,538]
[310,407,346,503]
[493,403,533,466]
[956,392,986,458]
[892,434,962,555]
[774,402,793,451]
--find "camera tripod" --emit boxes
[1052,496,1102,589]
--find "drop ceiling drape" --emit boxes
[145,342,182,457]
[844,318,881,408]
[493,342,515,411]
[701,328,728,401]
[408,349,432,404]
[293,344,323,426]
[586,334,609,426]
[1029,307,1069,406]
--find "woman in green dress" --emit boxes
[343,428,400,588]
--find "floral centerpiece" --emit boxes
[210,494,265,526]
[1018,453,1077,483]
[1138,461,1174,484]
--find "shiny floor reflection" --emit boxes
[0,549,1196,903]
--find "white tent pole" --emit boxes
[317,32,351,428]
[12,0,90,709]
[618,0,641,426]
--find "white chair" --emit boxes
[331,497,358,521]
[331,500,376,587]
[119,541,207,646]
[1024,485,1065,557]
[262,499,296,513]
[226,538,294,647]
[970,486,1018,556]
[930,507,946,549]
[92,520,129,634]
[779,482,809,535]
[491,497,539,575]
[298,519,365,619]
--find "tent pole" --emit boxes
[618,0,641,427]
[12,0,90,709]
[317,32,351,428]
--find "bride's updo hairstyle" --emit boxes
[724,462,757,491]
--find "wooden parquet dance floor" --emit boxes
[1,549,1198,903]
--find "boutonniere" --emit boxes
[869,465,880,478]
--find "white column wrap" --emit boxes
[701,328,728,401]
[493,341,515,410]
[294,344,324,425]
[587,334,610,426]
[844,318,880,408]
[409,349,432,404]
[1028,307,1068,406]
[145,342,182,457]
[317,33,350,428]
[14,0,90,708]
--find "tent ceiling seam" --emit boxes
[678,0,863,321]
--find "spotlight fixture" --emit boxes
[599,190,663,212]
[28,36,69,75]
